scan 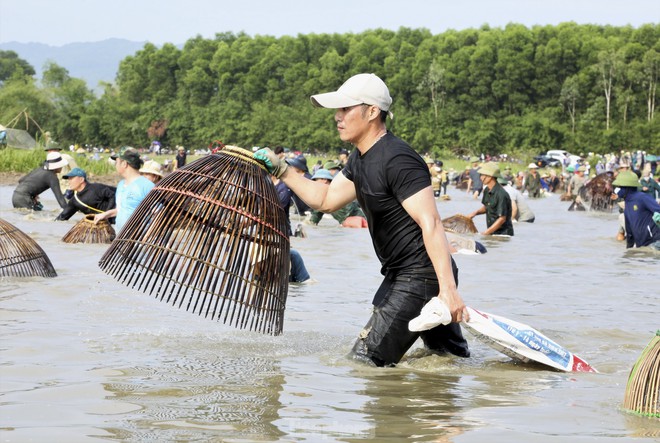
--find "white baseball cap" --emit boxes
[310,73,393,119]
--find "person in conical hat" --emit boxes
[611,170,660,249]
[466,162,514,236]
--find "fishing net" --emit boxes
[1,128,37,150]
[62,214,116,244]
[0,218,57,278]
[98,146,290,335]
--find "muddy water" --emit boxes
[1,184,658,442]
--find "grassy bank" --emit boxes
[0,148,186,176]
[0,147,533,179]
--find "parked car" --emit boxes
[533,155,562,168]
[546,150,582,167]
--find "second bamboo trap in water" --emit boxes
[99,146,290,334]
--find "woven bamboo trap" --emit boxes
[442,214,478,234]
[623,332,659,418]
[98,146,290,335]
[0,218,57,278]
[62,214,116,244]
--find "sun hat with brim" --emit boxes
[497,176,509,185]
[324,160,342,170]
[566,165,575,172]
[612,170,641,188]
[477,162,501,178]
[311,169,334,181]
[310,73,394,119]
[110,146,143,170]
[139,160,163,177]
[528,163,539,169]
[577,166,587,172]
[45,152,68,170]
[470,156,480,163]
[285,155,308,173]
[63,167,87,179]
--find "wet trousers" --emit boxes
[351,265,470,366]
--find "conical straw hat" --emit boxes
[0,218,57,278]
[99,146,290,335]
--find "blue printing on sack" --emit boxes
[492,318,570,368]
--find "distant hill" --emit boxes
[0,39,149,93]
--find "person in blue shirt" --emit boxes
[94,147,154,232]
[612,171,660,250]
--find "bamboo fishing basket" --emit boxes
[62,214,116,244]
[442,214,478,234]
[0,218,57,278]
[98,146,290,335]
[623,332,659,418]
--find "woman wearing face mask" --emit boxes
[611,170,660,250]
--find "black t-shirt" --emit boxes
[342,133,432,275]
[56,182,117,221]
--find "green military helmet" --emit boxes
[612,170,641,188]
[324,160,342,170]
[477,161,501,178]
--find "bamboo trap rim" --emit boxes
[62,214,116,244]
[221,145,269,173]
[0,218,57,278]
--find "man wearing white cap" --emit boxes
[522,163,542,198]
[254,73,470,366]
[12,152,69,210]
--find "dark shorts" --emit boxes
[350,264,470,366]
[12,192,41,210]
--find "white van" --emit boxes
[547,150,581,167]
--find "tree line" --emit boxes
[1,22,658,159]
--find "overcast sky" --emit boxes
[0,0,657,46]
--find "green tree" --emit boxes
[595,48,624,130]
[641,49,659,121]
[560,75,580,135]
[418,58,447,122]
[0,50,35,83]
